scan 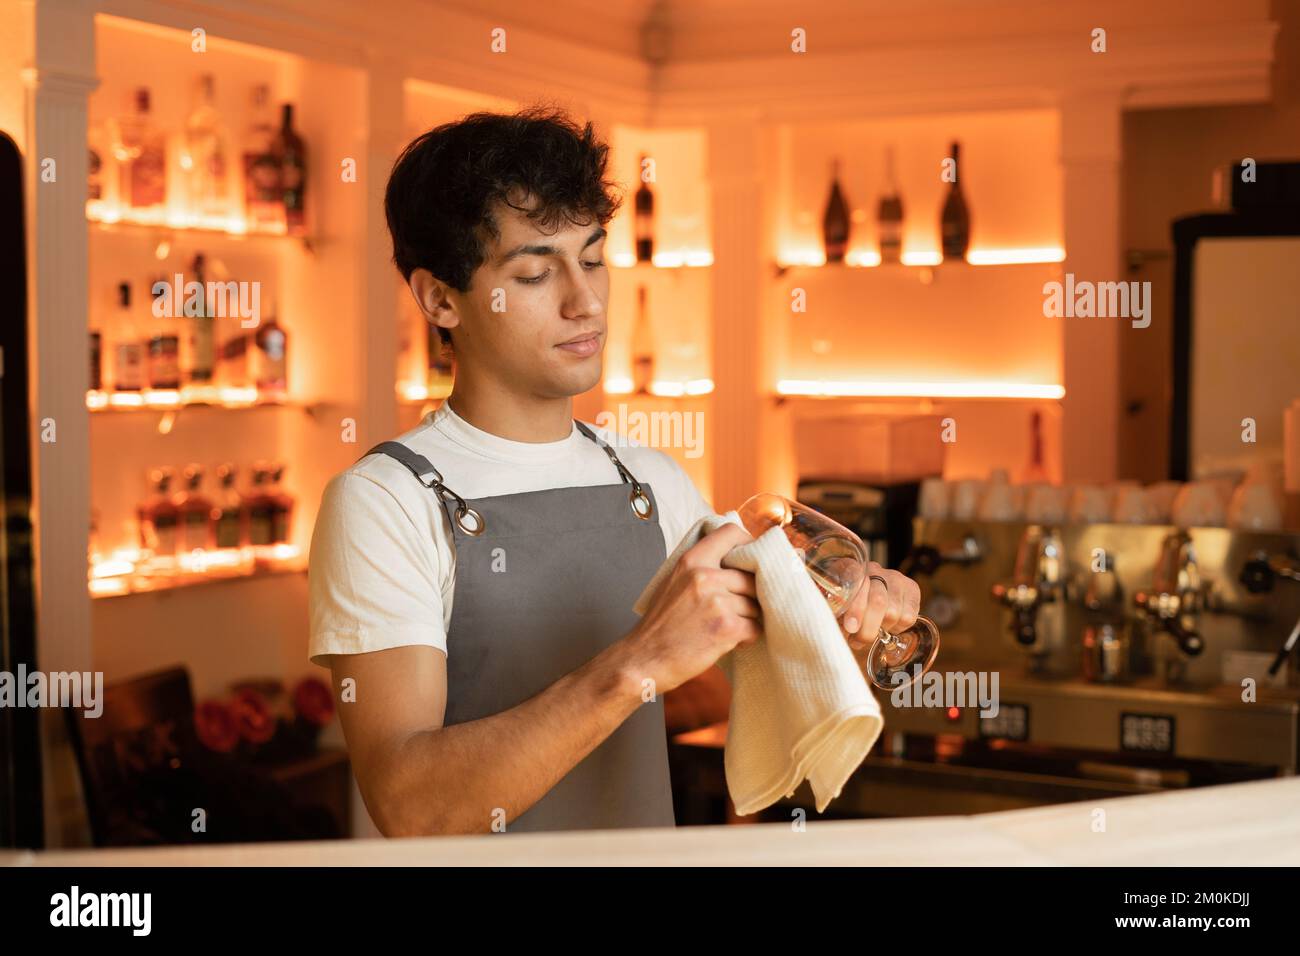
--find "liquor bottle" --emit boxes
[940,140,971,262]
[426,321,454,399]
[138,467,180,559]
[242,84,281,232]
[822,158,850,264]
[273,104,306,236]
[147,274,182,390]
[212,463,245,549]
[185,253,215,385]
[218,327,251,390]
[245,463,275,548]
[111,281,144,391]
[112,88,166,213]
[176,464,216,554]
[251,301,288,401]
[267,462,294,546]
[1020,410,1049,484]
[877,147,904,265]
[631,284,654,395]
[183,74,231,220]
[634,154,654,264]
[87,123,106,203]
[89,326,102,392]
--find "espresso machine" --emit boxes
[829,517,1300,817]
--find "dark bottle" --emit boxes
[147,274,182,390]
[631,284,654,395]
[273,104,306,236]
[877,147,904,265]
[822,158,850,264]
[138,467,180,558]
[89,329,102,391]
[940,140,970,262]
[213,462,244,548]
[251,301,288,401]
[176,463,216,554]
[267,462,294,545]
[245,463,275,548]
[186,253,215,384]
[634,154,654,264]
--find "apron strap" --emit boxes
[574,422,655,522]
[358,441,484,536]
[359,419,655,530]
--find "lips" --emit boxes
[556,332,601,357]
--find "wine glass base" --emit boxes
[865,619,941,691]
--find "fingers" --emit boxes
[682,521,754,569]
[715,568,757,598]
[879,569,921,632]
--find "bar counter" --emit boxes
[4,775,1298,866]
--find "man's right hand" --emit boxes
[619,522,761,695]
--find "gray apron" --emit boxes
[361,421,676,832]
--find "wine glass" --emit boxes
[737,492,940,690]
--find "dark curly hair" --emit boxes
[385,105,623,347]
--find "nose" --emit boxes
[560,261,604,320]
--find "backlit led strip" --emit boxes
[603,377,715,396]
[775,246,1065,268]
[776,380,1065,399]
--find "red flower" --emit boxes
[292,676,335,727]
[232,687,277,744]
[194,699,239,753]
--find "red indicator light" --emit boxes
[946,706,961,721]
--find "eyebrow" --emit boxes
[496,226,607,265]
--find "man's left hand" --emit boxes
[842,563,921,650]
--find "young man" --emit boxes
[307,107,920,836]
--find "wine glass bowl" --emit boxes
[738,492,940,690]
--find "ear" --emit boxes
[408,268,460,337]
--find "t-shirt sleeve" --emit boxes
[307,470,446,667]
[649,451,715,552]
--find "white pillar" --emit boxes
[24,0,97,847]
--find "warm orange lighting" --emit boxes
[775,245,1065,269]
[398,381,453,402]
[610,250,714,268]
[88,387,283,411]
[776,379,1065,400]
[967,247,1065,265]
[87,200,288,238]
[604,378,714,397]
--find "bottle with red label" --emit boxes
[272,103,306,236]
[176,463,216,555]
[138,467,180,560]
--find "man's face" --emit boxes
[443,196,609,399]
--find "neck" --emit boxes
[445,377,575,443]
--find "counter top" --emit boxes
[5,775,1299,866]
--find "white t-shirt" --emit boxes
[307,403,713,667]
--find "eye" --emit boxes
[516,269,550,284]
[582,259,606,270]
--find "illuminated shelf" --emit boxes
[610,252,713,269]
[90,546,304,600]
[774,380,1065,400]
[603,378,714,397]
[397,382,453,405]
[87,204,310,244]
[87,388,305,413]
[774,246,1065,271]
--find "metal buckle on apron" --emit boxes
[576,421,656,522]
[416,463,485,537]
[630,481,654,521]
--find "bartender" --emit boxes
[307,107,921,835]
